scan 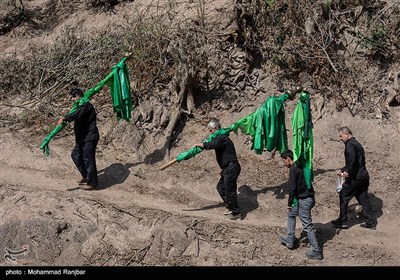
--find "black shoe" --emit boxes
[78,178,87,185]
[331,218,348,229]
[360,223,376,230]
[280,236,294,250]
[227,213,240,220]
[305,250,323,260]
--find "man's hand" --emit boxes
[56,118,64,125]
[192,143,204,149]
[337,171,349,177]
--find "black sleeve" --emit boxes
[287,166,297,207]
[203,135,228,150]
[342,142,357,177]
[63,103,90,123]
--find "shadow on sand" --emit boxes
[311,193,384,255]
[237,183,287,220]
[96,162,138,190]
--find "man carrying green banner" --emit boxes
[160,86,303,171]
[57,88,99,190]
[40,57,133,190]
[192,118,242,220]
[40,57,132,157]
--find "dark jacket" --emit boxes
[63,102,99,144]
[341,137,369,180]
[203,134,238,169]
[287,163,314,207]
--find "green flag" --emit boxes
[174,93,291,163]
[40,57,133,156]
[292,91,314,188]
[228,93,289,154]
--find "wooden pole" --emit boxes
[159,158,178,170]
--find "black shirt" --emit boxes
[341,137,369,180]
[63,102,99,144]
[203,134,238,169]
[287,164,315,207]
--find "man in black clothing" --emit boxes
[192,119,241,220]
[331,126,376,229]
[57,88,100,190]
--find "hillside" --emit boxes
[0,0,399,268]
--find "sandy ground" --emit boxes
[1,99,400,267]
[1,0,399,269]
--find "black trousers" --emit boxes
[339,178,375,225]
[216,161,241,214]
[71,139,99,187]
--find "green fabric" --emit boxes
[292,197,298,208]
[39,123,66,156]
[175,93,290,162]
[292,91,314,189]
[228,93,289,154]
[106,58,133,121]
[40,57,132,156]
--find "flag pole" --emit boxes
[159,158,177,170]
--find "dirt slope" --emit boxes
[1,0,400,267]
[1,95,400,266]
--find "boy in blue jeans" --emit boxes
[279,150,322,260]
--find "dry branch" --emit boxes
[111,205,142,221]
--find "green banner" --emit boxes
[40,57,132,156]
[292,91,314,188]
[176,93,290,162]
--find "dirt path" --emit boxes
[1,113,400,266]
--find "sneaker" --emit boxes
[331,218,348,229]
[360,223,376,230]
[305,250,323,260]
[78,178,87,185]
[79,184,96,190]
[280,236,294,250]
[227,213,240,220]
[224,210,233,215]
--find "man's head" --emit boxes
[207,118,221,133]
[281,150,294,168]
[338,126,353,143]
[70,88,83,98]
